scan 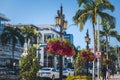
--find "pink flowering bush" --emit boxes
[81,49,95,61]
[46,38,75,56]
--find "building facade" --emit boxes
[0,13,25,70]
[35,24,74,68]
[0,13,74,68]
[0,13,10,68]
[0,13,21,69]
[35,24,59,68]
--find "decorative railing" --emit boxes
[0,44,24,56]
[0,24,4,31]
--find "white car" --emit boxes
[62,68,74,77]
[37,67,59,79]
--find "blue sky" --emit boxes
[0,0,120,49]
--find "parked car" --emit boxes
[62,68,74,77]
[37,67,59,79]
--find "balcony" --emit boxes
[0,44,24,59]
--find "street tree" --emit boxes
[73,0,115,51]
[100,21,120,59]
[18,25,37,47]
[19,45,40,80]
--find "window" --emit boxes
[44,34,54,43]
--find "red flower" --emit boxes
[88,53,95,61]
[46,38,75,56]
[81,49,95,61]
[82,52,87,57]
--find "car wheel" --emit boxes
[52,75,55,80]
[69,73,70,76]
[74,72,75,76]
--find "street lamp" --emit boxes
[85,29,90,76]
[55,5,67,80]
[37,48,41,65]
[85,29,90,49]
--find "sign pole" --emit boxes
[96,51,101,80]
[97,58,100,80]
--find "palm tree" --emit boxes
[73,0,115,51]
[37,32,42,44]
[100,21,120,59]
[0,26,25,69]
[18,25,37,47]
[73,0,115,79]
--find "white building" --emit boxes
[35,24,60,68]
[35,24,74,68]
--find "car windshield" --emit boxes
[41,68,51,71]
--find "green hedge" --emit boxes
[66,76,92,80]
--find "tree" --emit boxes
[18,25,37,47]
[73,1,115,79]
[73,0,115,51]
[0,26,24,69]
[37,32,42,44]
[74,49,94,76]
[100,21,120,59]
[19,45,40,80]
[74,51,84,75]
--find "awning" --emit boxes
[0,13,10,21]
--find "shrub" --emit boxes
[66,75,92,80]
[66,76,74,80]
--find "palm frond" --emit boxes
[110,31,118,37]
[1,26,25,46]
[98,11,115,27]
[100,30,105,37]
[99,0,114,12]
[73,9,91,31]
[77,0,90,7]
[117,35,120,42]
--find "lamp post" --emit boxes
[37,48,41,65]
[85,29,90,49]
[85,29,90,76]
[55,5,67,80]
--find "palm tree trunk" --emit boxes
[106,36,109,59]
[92,23,96,80]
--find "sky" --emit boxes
[0,0,120,49]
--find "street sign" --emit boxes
[96,51,101,58]
[39,44,46,47]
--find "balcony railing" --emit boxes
[0,44,24,54]
[0,24,5,31]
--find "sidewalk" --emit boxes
[108,74,120,80]
[98,74,120,80]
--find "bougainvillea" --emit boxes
[46,38,75,56]
[81,49,95,61]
